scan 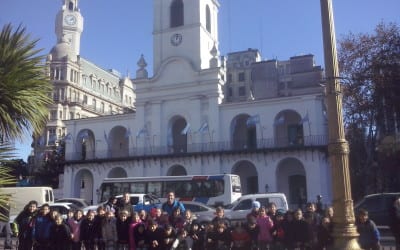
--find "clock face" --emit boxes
[64,14,77,25]
[170,33,182,46]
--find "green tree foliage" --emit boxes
[0,23,53,142]
[338,22,400,197]
[0,23,53,219]
[36,140,65,188]
[0,143,17,221]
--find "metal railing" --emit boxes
[65,134,328,162]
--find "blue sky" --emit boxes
[1,0,399,161]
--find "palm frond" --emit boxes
[0,142,17,221]
[0,23,53,142]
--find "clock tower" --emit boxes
[55,0,84,57]
[153,0,220,73]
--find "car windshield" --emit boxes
[224,199,240,209]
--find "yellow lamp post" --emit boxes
[320,0,361,248]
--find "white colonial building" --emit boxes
[52,0,332,208]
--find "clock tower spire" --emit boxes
[153,0,220,73]
[55,0,84,57]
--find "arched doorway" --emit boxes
[231,114,257,150]
[274,110,304,147]
[167,165,187,176]
[232,160,258,194]
[108,167,128,178]
[169,116,188,153]
[73,169,94,204]
[75,129,95,160]
[276,157,307,209]
[109,126,129,158]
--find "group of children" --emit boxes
[20,200,335,250]
[13,195,383,250]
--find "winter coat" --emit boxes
[68,217,82,243]
[50,223,72,250]
[145,227,164,250]
[214,229,232,250]
[316,223,333,249]
[257,214,274,242]
[231,228,251,249]
[356,219,380,249]
[102,217,117,242]
[32,214,53,245]
[133,224,147,249]
[80,217,97,242]
[128,221,141,250]
[15,209,37,240]
[162,200,186,216]
[93,214,105,239]
[116,218,130,244]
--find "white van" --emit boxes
[0,186,54,216]
[224,193,288,222]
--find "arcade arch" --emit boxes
[167,165,187,176]
[232,160,258,194]
[274,110,304,147]
[169,116,188,153]
[107,167,128,178]
[231,114,257,150]
[276,157,307,208]
[108,126,129,158]
[75,129,95,160]
[73,169,94,204]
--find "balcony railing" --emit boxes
[65,134,328,162]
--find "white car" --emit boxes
[46,202,81,219]
[224,193,288,222]
[55,198,90,209]
[180,201,216,225]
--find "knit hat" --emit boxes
[252,201,261,209]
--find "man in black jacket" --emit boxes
[116,192,134,216]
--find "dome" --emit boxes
[49,37,74,61]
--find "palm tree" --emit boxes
[0,143,17,221]
[0,23,53,142]
[0,23,53,219]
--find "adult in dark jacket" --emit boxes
[50,214,72,250]
[32,203,54,250]
[356,208,380,250]
[15,200,38,250]
[80,210,97,250]
[117,192,134,216]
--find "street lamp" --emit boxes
[320,0,361,249]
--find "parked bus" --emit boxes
[99,174,242,206]
[0,186,54,216]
